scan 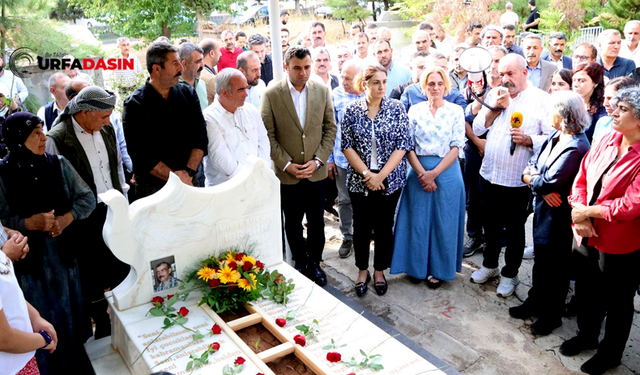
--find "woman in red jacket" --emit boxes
[560,87,640,375]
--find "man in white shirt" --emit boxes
[500,2,519,27]
[353,32,371,61]
[620,20,640,67]
[108,37,144,98]
[37,73,70,133]
[237,51,266,108]
[310,48,339,90]
[401,29,435,65]
[0,58,28,102]
[202,68,270,187]
[470,54,551,298]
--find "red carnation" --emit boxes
[242,261,254,272]
[294,334,306,346]
[229,261,238,270]
[256,261,264,270]
[275,318,286,327]
[234,356,246,365]
[178,306,189,317]
[209,279,221,288]
[210,342,220,351]
[235,253,244,261]
[257,373,265,375]
[275,278,281,283]
[211,324,222,334]
[151,296,164,305]
[227,284,236,291]
[326,352,342,362]
[166,294,174,300]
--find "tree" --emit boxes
[50,0,85,23]
[325,0,371,25]
[70,0,235,40]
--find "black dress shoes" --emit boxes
[580,353,621,375]
[508,302,538,320]
[307,262,327,286]
[355,272,371,297]
[559,336,598,357]
[530,317,561,336]
[374,274,388,296]
[294,261,306,275]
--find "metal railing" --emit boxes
[572,26,604,48]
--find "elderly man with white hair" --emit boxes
[481,25,504,47]
[202,68,270,187]
[470,54,552,298]
[620,20,640,66]
[500,2,519,27]
[598,28,636,79]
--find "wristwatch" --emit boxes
[314,160,321,170]
[362,169,369,177]
[39,330,52,349]
[185,167,197,178]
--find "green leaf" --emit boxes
[322,345,333,350]
[369,354,382,359]
[369,363,384,370]
[192,332,205,341]
[360,349,367,357]
[149,308,165,317]
[174,317,188,325]
[164,318,171,326]
[186,361,193,370]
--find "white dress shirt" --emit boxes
[45,116,128,201]
[202,99,270,186]
[37,101,63,135]
[246,79,266,109]
[287,76,308,129]
[620,40,640,67]
[473,86,552,187]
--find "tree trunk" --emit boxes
[162,21,171,38]
[0,0,5,56]
[196,10,205,39]
[371,1,376,21]
[295,0,300,13]
[383,0,389,10]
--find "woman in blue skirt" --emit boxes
[391,66,466,288]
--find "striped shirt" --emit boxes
[473,86,552,187]
[0,227,7,249]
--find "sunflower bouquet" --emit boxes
[180,248,294,313]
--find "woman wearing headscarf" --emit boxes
[0,112,96,374]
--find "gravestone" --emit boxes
[94,156,448,375]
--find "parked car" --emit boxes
[314,5,334,18]
[231,5,269,26]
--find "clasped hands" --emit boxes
[571,203,598,238]
[286,161,317,179]
[418,170,437,192]
[3,229,29,262]
[25,210,72,238]
[364,171,385,191]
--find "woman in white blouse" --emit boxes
[390,66,466,289]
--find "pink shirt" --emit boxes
[217,47,243,71]
[569,131,640,254]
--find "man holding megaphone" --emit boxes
[469,54,553,298]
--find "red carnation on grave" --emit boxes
[275,278,281,283]
[166,294,174,300]
[275,318,287,327]
[178,307,189,317]
[234,356,246,365]
[326,352,342,362]
[235,253,244,261]
[294,334,306,346]
[151,296,164,305]
[210,342,220,351]
[255,261,264,270]
[229,261,238,270]
[209,279,221,288]
[242,261,254,272]
[211,324,222,334]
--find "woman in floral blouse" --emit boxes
[341,64,411,297]
[390,66,466,289]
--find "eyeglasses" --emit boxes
[573,54,589,60]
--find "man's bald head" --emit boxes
[65,78,91,100]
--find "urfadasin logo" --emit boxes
[8,47,35,79]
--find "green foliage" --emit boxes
[69,0,235,40]
[50,0,85,21]
[222,363,244,375]
[604,0,640,31]
[23,94,40,114]
[260,271,295,305]
[325,0,371,23]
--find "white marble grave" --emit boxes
[92,156,448,375]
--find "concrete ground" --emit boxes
[319,213,640,375]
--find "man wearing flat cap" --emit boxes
[46,86,130,339]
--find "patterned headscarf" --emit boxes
[56,86,116,124]
[2,111,43,154]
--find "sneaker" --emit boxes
[338,239,353,258]
[522,245,535,259]
[463,237,485,257]
[496,276,519,297]
[470,267,500,284]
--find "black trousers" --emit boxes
[573,241,640,361]
[464,144,484,239]
[350,189,401,271]
[280,179,327,264]
[480,177,530,278]
[526,237,573,319]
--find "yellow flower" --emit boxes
[241,255,257,266]
[225,252,237,264]
[197,267,216,282]
[217,265,240,284]
[238,274,257,291]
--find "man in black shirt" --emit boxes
[523,0,540,31]
[123,42,208,199]
[248,34,274,86]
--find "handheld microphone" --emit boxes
[510,112,523,155]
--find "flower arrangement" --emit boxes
[180,248,294,313]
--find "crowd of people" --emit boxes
[1,4,640,374]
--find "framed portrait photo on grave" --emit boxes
[150,256,179,292]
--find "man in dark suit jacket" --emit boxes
[260,46,337,286]
[523,34,556,92]
[543,32,573,70]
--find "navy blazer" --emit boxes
[542,55,573,70]
[527,130,590,245]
